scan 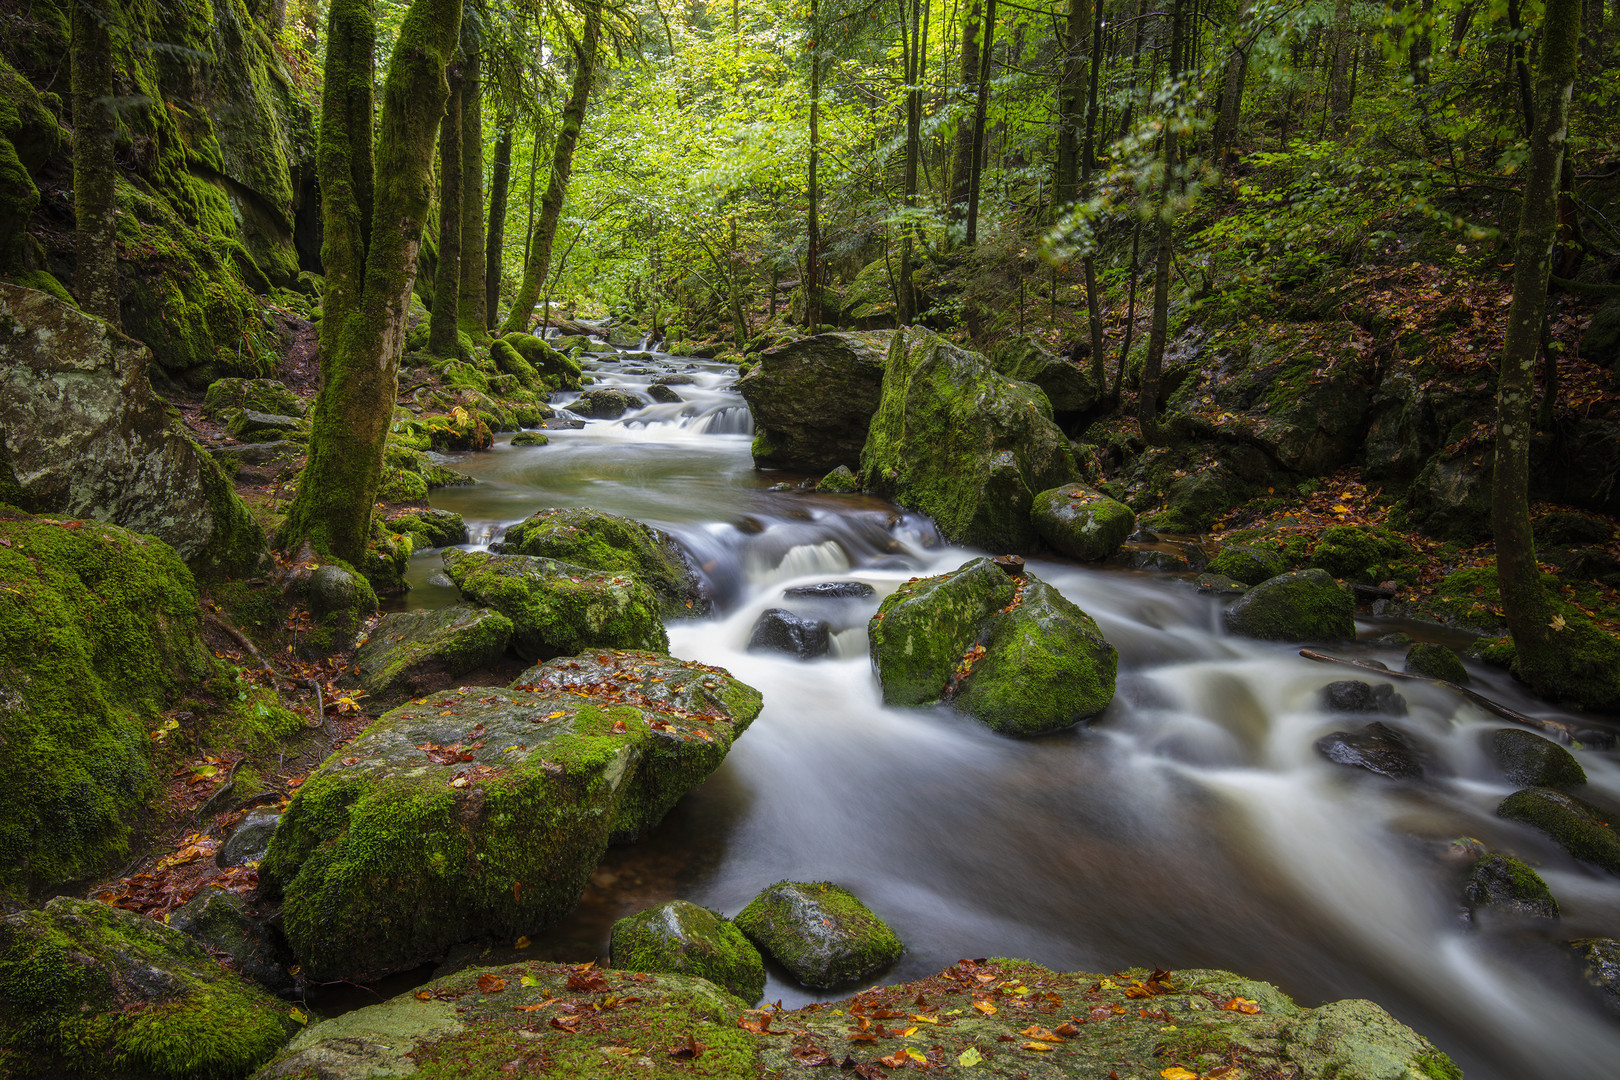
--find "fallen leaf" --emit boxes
[1220,997,1261,1014]
[514,936,531,950]
[415,990,433,1001]
[958,1046,983,1067]
[973,1000,997,1015]
[668,1033,705,1060]
[1022,1041,1055,1052]
[1161,1069,1199,1080]
[477,973,506,994]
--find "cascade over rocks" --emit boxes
[860,329,1079,552]
[259,650,762,982]
[609,900,765,1004]
[0,283,270,576]
[497,506,708,617]
[733,881,902,989]
[739,330,893,472]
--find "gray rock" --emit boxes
[212,439,300,467]
[654,373,698,385]
[1315,721,1426,779]
[221,809,282,867]
[1194,573,1249,596]
[203,378,306,419]
[782,582,876,600]
[1489,728,1587,787]
[987,334,1102,414]
[1032,485,1135,560]
[739,331,894,472]
[733,881,903,989]
[646,383,681,403]
[1569,937,1620,1015]
[747,608,831,659]
[608,900,765,1004]
[227,410,304,442]
[308,565,374,619]
[169,885,295,992]
[1320,680,1408,715]
[348,604,514,705]
[1463,853,1558,919]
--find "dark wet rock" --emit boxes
[542,415,586,429]
[1225,569,1356,642]
[1463,853,1558,919]
[646,383,681,403]
[347,605,515,706]
[570,388,646,418]
[1315,721,1426,779]
[388,507,468,550]
[1489,728,1587,787]
[783,581,876,600]
[443,548,668,660]
[1320,680,1408,716]
[818,464,860,492]
[1534,510,1612,546]
[498,506,707,617]
[260,650,762,982]
[1208,543,1288,587]
[609,900,765,1004]
[747,608,831,659]
[1498,788,1620,873]
[510,430,550,446]
[734,881,902,989]
[169,885,295,993]
[654,373,698,385]
[0,897,298,1078]
[1031,485,1135,561]
[221,809,282,868]
[739,330,893,472]
[860,329,1078,552]
[203,378,305,419]
[1410,451,1493,544]
[227,409,304,442]
[0,283,269,576]
[1568,938,1620,1016]
[987,334,1103,415]
[1195,573,1250,596]
[1404,641,1468,683]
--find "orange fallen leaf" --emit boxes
[477,973,506,994]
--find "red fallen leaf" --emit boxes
[1220,996,1261,1014]
[997,1034,1017,1042]
[1088,1006,1114,1021]
[1054,1022,1079,1036]
[566,972,610,993]
[477,973,506,993]
[667,1033,705,1061]
[610,720,627,734]
[877,1048,913,1067]
[550,1014,582,1032]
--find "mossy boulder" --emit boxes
[1225,569,1356,642]
[249,957,1456,1080]
[860,328,1078,552]
[259,650,761,982]
[0,896,299,1079]
[839,257,898,327]
[1209,543,1288,587]
[987,334,1102,415]
[739,331,893,472]
[1581,298,1620,369]
[1404,642,1468,683]
[0,283,269,576]
[168,885,294,994]
[304,564,377,653]
[1488,728,1586,787]
[1031,485,1134,561]
[202,378,305,420]
[819,464,860,492]
[609,901,765,1004]
[733,882,902,989]
[444,549,668,661]
[347,605,515,707]
[498,506,707,618]
[386,507,468,551]
[226,409,304,443]
[510,430,549,446]
[1464,853,1558,919]
[501,332,583,390]
[1568,938,1620,1016]
[1498,787,1620,873]
[570,387,646,419]
[868,558,1015,707]
[1309,525,1418,585]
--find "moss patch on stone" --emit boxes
[1309,524,1419,585]
[347,604,514,707]
[610,900,765,1005]
[1498,787,1620,873]
[1404,641,1468,683]
[868,558,1015,707]
[499,507,706,618]
[1031,485,1135,561]
[733,881,902,989]
[1224,569,1355,643]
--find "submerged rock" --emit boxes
[647,382,681,403]
[1463,853,1559,919]
[860,329,1078,552]
[1320,680,1408,715]
[260,650,762,982]
[1498,787,1620,873]
[0,896,299,1079]
[1568,937,1620,1016]
[1315,721,1427,779]
[497,506,706,617]
[734,881,902,989]
[347,604,515,706]
[250,958,1458,1080]
[1489,728,1586,788]
[1404,641,1469,683]
[1195,572,1250,596]
[747,608,831,659]
[1225,569,1356,642]
[169,885,295,993]
[783,581,876,600]
[1031,484,1135,561]
[443,548,668,660]
[739,331,893,472]
[609,900,765,1004]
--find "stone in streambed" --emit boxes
[1488,728,1586,787]
[510,430,550,445]
[387,507,468,550]
[1225,569,1356,642]
[1031,484,1135,561]
[1320,679,1407,715]
[868,557,1015,707]
[496,506,707,617]
[1463,853,1559,919]
[1404,641,1469,683]
[169,885,295,993]
[1498,787,1620,873]
[1568,938,1620,1016]
[739,331,893,472]
[570,387,645,418]
[443,548,667,660]
[733,881,902,989]
[260,650,762,982]
[783,581,876,600]
[1315,721,1427,779]
[647,382,681,403]
[747,608,831,659]
[818,464,860,492]
[346,604,514,706]
[609,900,765,1004]
[1208,542,1288,586]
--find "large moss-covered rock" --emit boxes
[1309,525,1418,585]
[1489,728,1586,787]
[1225,569,1356,642]
[839,257,898,328]
[502,332,583,390]
[860,329,1078,552]
[733,881,901,989]
[1464,853,1558,919]
[202,378,306,419]
[1031,485,1134,561]
[1404,641,1469,683]
[498,506,706,617]
[0,896,299,1079]
[167,885,294,994]
[1498,787,1620,873]
[249,958,1456,1080]
[260,651,762,982]
[0,510,212,894]
[347,605,515,706]
[0,283,269,576]
[443,548,668,661]
[1209,542,1289,587]
[609,901,765,1004]
[387,507,468,550]
[739,331,893,472]
[868,558,1015,707]
[987,335,1102,415]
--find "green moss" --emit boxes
[440,360,491,394]
[1404,641,1468,683]
[818,465,859,492]
[1310,524,1418,585]
[510,430,549,446]
[10,270,72,304]
[733,882,902,989]
[868,558,1015,707]
[609,901,765,1004]
[1498,787,1620,873]
[1209,543,1288,586]
[1224,568,1355,642]
[499,507,703,617]
[1032,485,1135,561]
[1417,1051,1464,1080]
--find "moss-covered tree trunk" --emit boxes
[805,0,822,329]
[71,0,121,326]
[1138,0,1183,446]
[428,71,463,356]
[458,42,486,340]
[281,0,462,565]
[485,120,513,330]
[1492,0,1581,693]
[498,5,600,336]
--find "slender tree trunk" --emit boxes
[1080,0,1105,386]
[428,74,463,356]
[1211,2,1249,174]
[1053,0,1086,212]
[1409,0,1434,87]
[965,0,998,245]
[899,0,924,322]
[1137,0,1183,446]
[281,0,462,563]
[1492,0,1581,692]
[458,42,487,340]
[485,119,513,330]
[499,5,600,336]
[522,119,542,266]
[1113,219,1142,399]
[1328,0,1353,130]
[71,0,121,326]
[949,0,982,228]
[1506,0,1536,137]
[806,0,823,329]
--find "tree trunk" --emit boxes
[281,0,462,564]
[1053,0,1085,212]
[1328,0,1354,130]
[965,0,998,246]
[1492,0,1581,694]
[71,0,121,326]
[1211,35,1248,171]
[1409,0,1434,87]
[949,0,982,228]
[458,42,487,340]
[428,74,463,356]
[898,0,924,322]
[806,0,822,329]
[1137,0,1183,446]
[1080,0,1106,386]
[485,119,513,330]
[499,5,600,336]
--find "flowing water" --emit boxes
[404,344,1620,1080]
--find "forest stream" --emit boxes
[384,340,1620,1080]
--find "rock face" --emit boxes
[347,605,515,706]
[498,506,707,617]
[1488,728,1586,787]
[739,331,893,472]
[1031,485,1135,561]
[747,608,831,659]
[1464,853,1559,919]
[1315,722,1426,779]
[260,651,762,982]
[443,548,668,661]
[609,900,765,1004]
[250,958,1458,1080]
[0,896,299,1079]
[0,283,269,576]
[860,329,1078,552]
[987,335,1102,415]
[1498,787,1620,873]
[733,882,902,989]
[1225,569,1356,642]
